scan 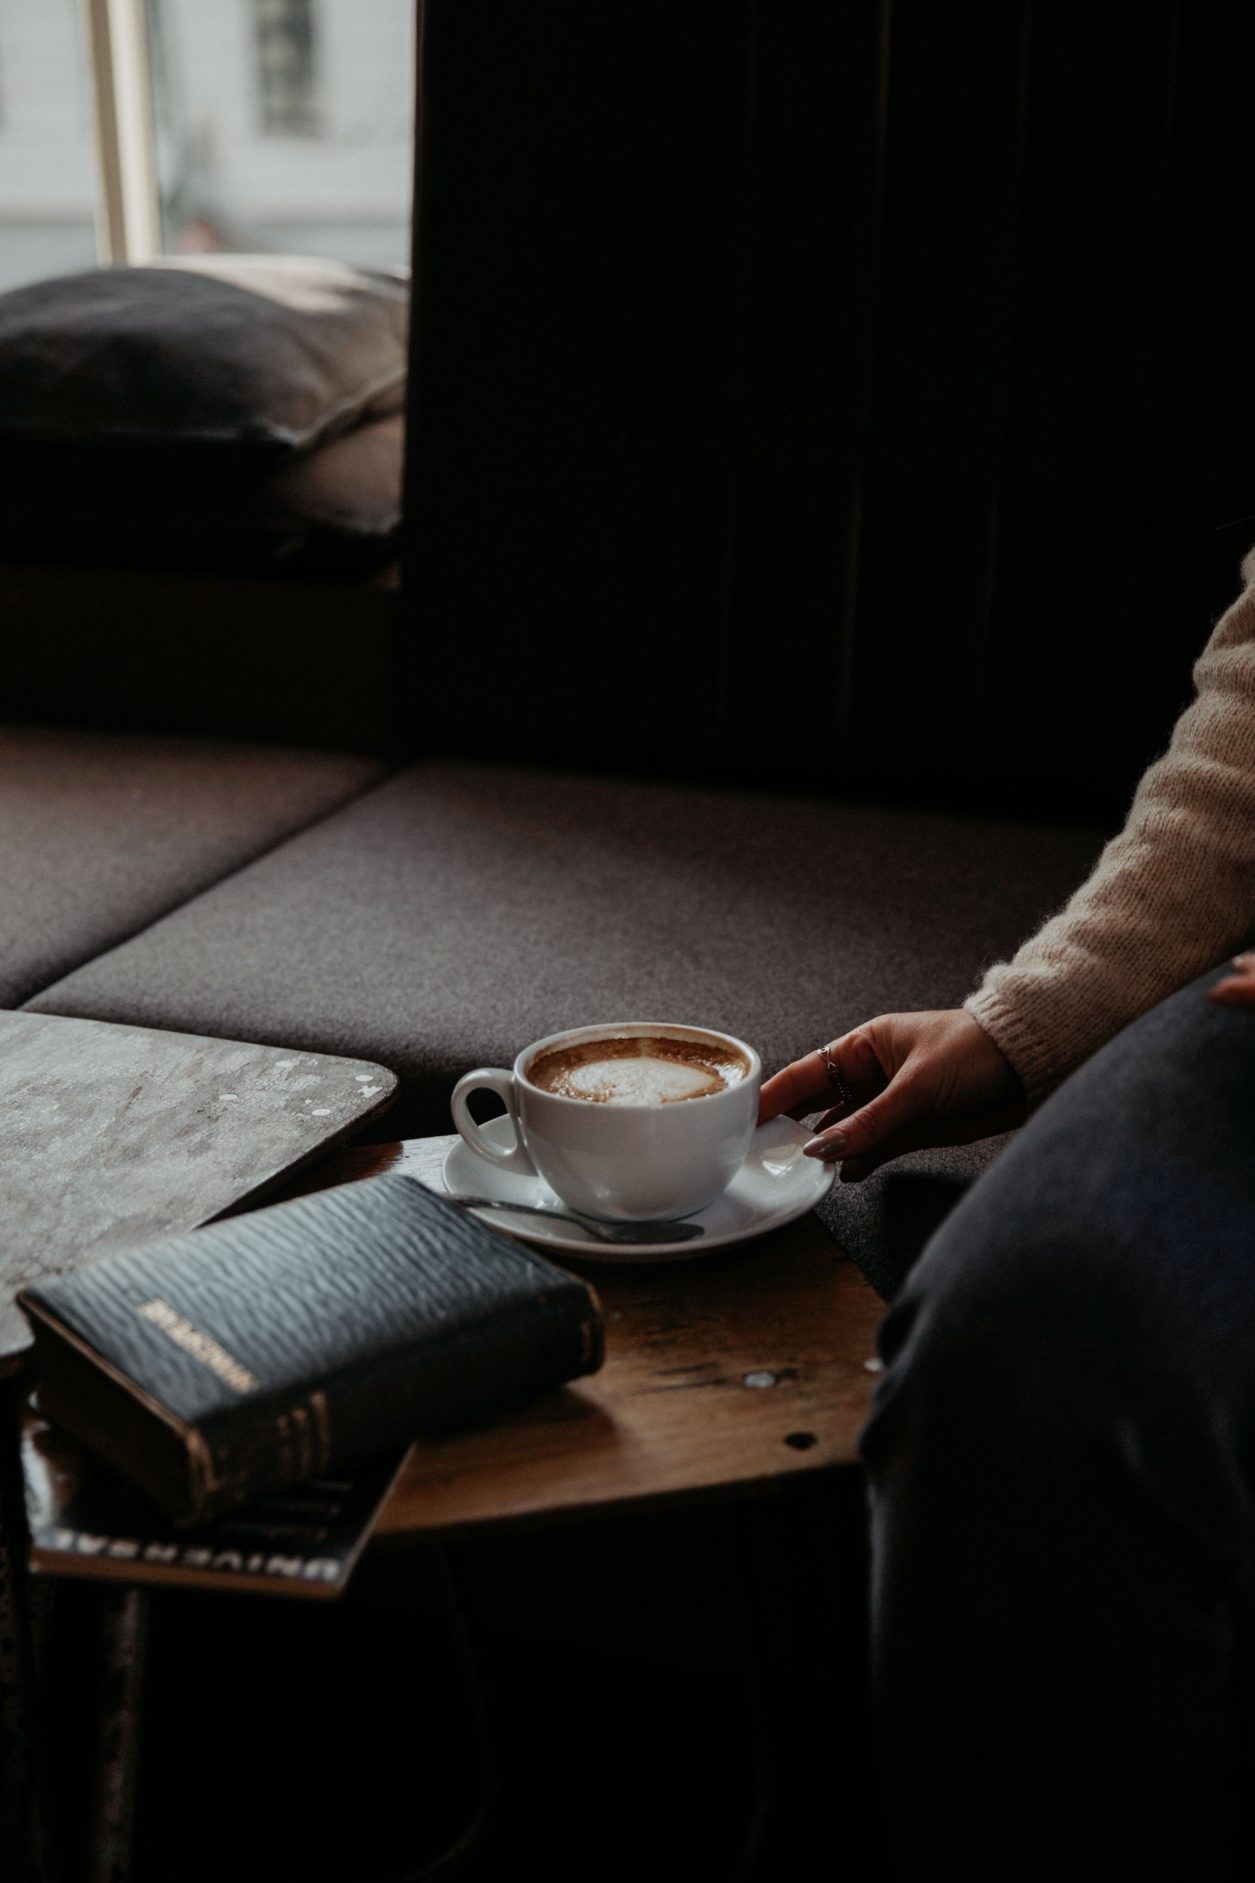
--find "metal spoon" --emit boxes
[447,1194,705,1245]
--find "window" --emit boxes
[151,0,414,266]
[0,0,414,290]
[0,0,101,292]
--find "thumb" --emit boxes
[804,1072,923,1162]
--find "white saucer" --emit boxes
[441,1114,835,1263]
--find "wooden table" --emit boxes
[293,1134,886,1538]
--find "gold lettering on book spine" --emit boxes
[136,1299,260,1394]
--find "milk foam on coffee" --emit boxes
[528,1034,750,1106]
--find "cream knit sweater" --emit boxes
[965,555,1255,1101]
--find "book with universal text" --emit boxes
[22,1412,407,1598]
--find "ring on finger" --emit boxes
[817,1044,854,1112]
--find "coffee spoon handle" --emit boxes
[446,1194,704,1245]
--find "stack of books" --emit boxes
[19,1174,604,1597]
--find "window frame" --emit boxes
[84,0,160,262]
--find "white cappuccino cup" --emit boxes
[450,1022,761,1221]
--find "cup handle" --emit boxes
[450,1068,537,1176]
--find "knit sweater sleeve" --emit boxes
[964,563,1255,1102]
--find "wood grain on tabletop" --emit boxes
[292,1134,885,1538]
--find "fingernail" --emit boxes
[804,1131,846,1158]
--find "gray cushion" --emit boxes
[0,726,386,1009]
[27,762,1105,1291]
[0,255,407,463]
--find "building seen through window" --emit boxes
[0,0,415,294]
[253,0,320,138]
[0,0,99,293]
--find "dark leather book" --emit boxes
[18,1175,603,1525]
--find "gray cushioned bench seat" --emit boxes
[25,760,1105,1292]
[0,725,387,1008]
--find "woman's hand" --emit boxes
[759,1009,1026,1182]
[1208,953,1255,1011]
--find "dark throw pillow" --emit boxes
[0,253,409,465]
